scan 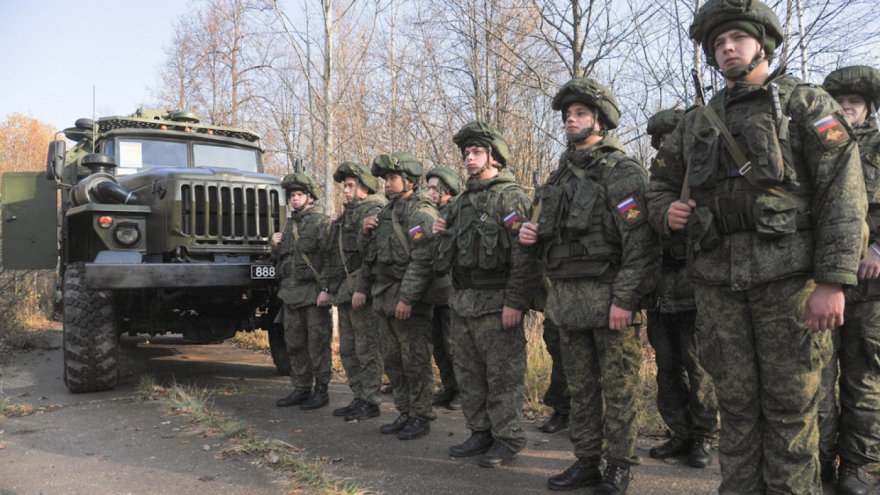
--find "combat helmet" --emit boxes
[281,172,321,201]
[371,150,424,194]
[646,109,685,150]
[824,66,880,115]
[552,77,620,141]
[689,0,784,80]
[425,167,462,196]
[333,161,379,194]
[451,121,511,172]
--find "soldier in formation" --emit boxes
[520,77,660,495]
[646,0,867,492]
[817,65,880,495]
[645,109,720,468]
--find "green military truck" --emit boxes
[2,109,291,392]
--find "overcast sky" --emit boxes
[0,1,192,130]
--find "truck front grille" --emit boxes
[180,183,282,245]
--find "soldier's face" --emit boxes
[835,93,868,126]
[658,132,672,147]
[384,173,406,194]
[343,177,359,202]
[463,146,496,176]
[713,29,762,74]
[565,103,598,135]
[427,177,444,204]
[289,190,310,209]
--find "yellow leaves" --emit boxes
[0,114,56,176]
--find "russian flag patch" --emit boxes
[616,196,644,224]
[812,115,849,149]
[504,211,522,231]
[408,224,425,242]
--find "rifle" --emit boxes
[531,170,543,223]
[681,69,706,203]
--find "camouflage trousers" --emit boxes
[338,303,384,407]
[541,318,571,416]
[556,323,642,466]
[694,277,828,495]
[818,299,880,466]
[283,303,333,391]
[432,305,457,393]
[450,310,527,452]
[646,308,719,441]
[378,304,437,422]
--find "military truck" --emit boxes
[2,109,291,392]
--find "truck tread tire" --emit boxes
[63,262,119,393]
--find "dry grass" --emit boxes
[0,269,56,352]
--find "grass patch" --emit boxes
[137,375,369,494]
[0,383,33,419]
[232,329,270,350]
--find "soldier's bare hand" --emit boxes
[859,245,880,280]
[352,291,367,309]
[363,216,378,233]
[317,291,331,307]
[667,200,696,231]
[609,304,632,331]
[329,212,343,223]
[432,218,447,234]
[271,232,282,246]
[395,301,412,320]
[805,283,844,332]
[519,222,538,246]
[502,306,522,329]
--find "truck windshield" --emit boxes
[113,139,188,176]
[194,144,260,172]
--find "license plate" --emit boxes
[251,265,275,279]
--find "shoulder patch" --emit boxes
[503,210,523,232]
[616,196,645,225]
[408,224,425,243]
[812,115,850,149]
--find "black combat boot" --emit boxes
[479,442,517,468]
[838,460,873,495]
[379,413,410,434]
[333,398,361,417]
[433,387,457,407]
[276,389,311,407]
[688,438,713,468]
[446,392,462,411]
[649,436,690,459]
[300,383,329,410]
[541,412,570,433]
[448,430,493,457]
[344,401,380,421]
[595,461,631,495]
[548,459,602,491]
[397,418,430,440]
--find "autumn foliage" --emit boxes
[0,113,56,176]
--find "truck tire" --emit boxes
[62,262,119,393]
[268,323,291,376]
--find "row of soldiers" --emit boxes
[269,0,880,493]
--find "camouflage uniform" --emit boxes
[435,167,537,452]
[432,198,457,398]
[360,165,442,424]
[534,134,660,468]
[324,190,386,407]
[646,50,866,495]
[540,318,571,417]
[275,204,332,392]
[817,66,880,479]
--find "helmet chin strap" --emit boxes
[720,27,768,82]
[566,121,604,144]
[465,145,492,177]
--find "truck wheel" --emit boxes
[62,262,119,393]
[268,323,291,376]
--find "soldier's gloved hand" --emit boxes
[609,304,632,331]
[363,216,379,233]
[667,200,696,231]
[805,282,845,332]
[330,212,343,223]
[502,306,522,329]
[395,301,412,320]
[317,291,331,307]
[858,244,880,280]
[432,218,447,234]
[352,292,367,309]
[271,232,282,246]
[519,222,538,246]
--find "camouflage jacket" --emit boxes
[323,194,385,304]
[531,136,660,312]
[647,72,867,290]
[847,121,880,301]
[274,205,330,308]
[434,171,539,317]
[359,189,443,315]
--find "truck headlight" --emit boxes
[113,223,140,247]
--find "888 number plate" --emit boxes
[251,265,276,279]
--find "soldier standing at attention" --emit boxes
[645,109,720,468]
[519,78,660,495]
[357,152,442,440]
[433,122,538,468]
[324,162,386,422]
[646,1,867,492]
[272,173,333,411]
[425,167,462,411]
[817,65,880,495]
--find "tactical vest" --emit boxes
[855,125,880,234]
[276,211,324,282]
[366,193,433,282]
[687,76,815,242]
[435,182,517,290]
[541,155,623,280]
[325,198,382,281]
